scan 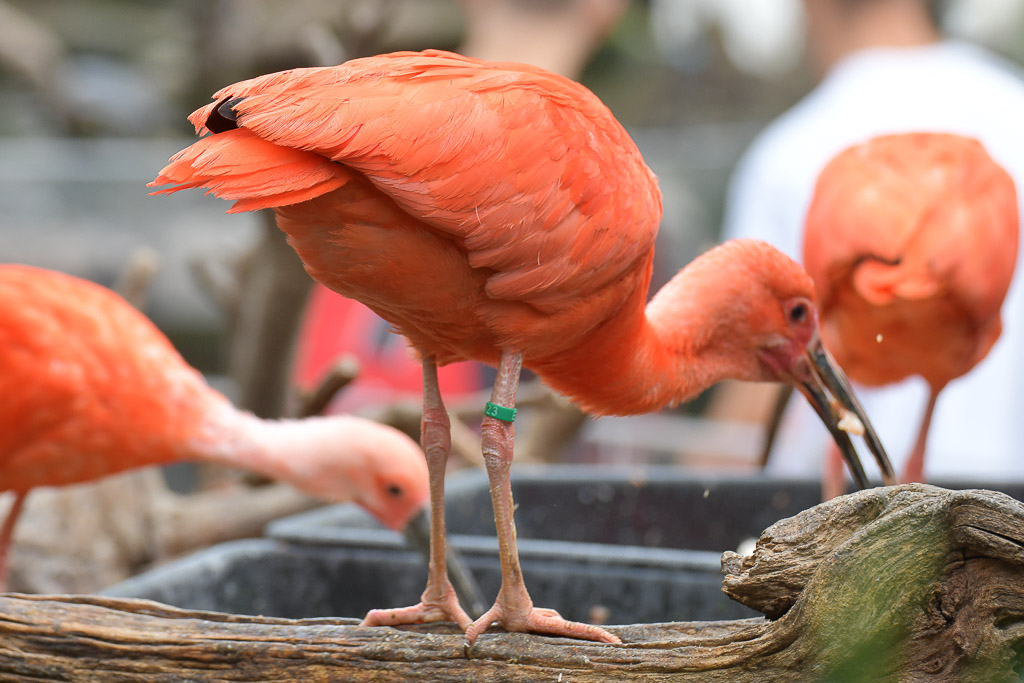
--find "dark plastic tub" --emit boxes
[105,465,1024,625]
[269,466,826,552]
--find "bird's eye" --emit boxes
[387,484,404,497]
[789,303,807,323]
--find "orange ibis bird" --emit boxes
[0,264,431,591]
[803,132,1018,497]
[151,49,892,644]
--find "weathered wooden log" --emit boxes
[1,484,1022,681]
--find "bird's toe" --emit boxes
[361,595,472,632]
[465,603,621,645]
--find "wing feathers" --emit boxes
[155,50,662,311]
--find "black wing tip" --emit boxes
[205,96,246,133]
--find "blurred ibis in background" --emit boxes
[803,132,1018,498]
[0,264,432,591]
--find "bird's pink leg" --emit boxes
[362,358,472,630]
[901,388,939,484]
[465,351,620,645]
[822,443,847,501]
[0,491,28,592]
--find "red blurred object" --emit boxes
[293,284,485,412]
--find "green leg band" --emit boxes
[484,401,517,422]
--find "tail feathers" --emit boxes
[149,128,348,213]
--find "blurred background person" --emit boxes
[714,0,1024,483]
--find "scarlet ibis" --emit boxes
[0,264,430,590]
[151,49,892,644]
[803,132,1018,496]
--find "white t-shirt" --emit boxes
[723,41,1024,481]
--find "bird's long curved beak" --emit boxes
[403,508,488,619]
[790,337,896,489]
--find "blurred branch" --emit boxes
[153,485,320,559]
[517,389,587,463]
[360,400,481,469]
[293,356,361,419]
[225,213,312,419]
[113,247,161,311]
[0,2,63,87]
[6,472,322,594]
[189,251,243,319]
[0,1,73,129]
[191,213,311,420]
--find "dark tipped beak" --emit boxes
[792,337,896,489]
[403,507,488,619]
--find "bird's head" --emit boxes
[264,415,430,532]
[656,239,894,487]
[658,240,820,379]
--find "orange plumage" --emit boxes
[154,51,661,398]
[2,266,224,490]
[0,264,430,589]
[152,49,891,644]
[803,132,1018,490]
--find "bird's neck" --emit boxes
[190,402,310,485]
[536,275,748,416]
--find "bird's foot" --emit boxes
[465,604,621,645]
[361,589,472,631]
